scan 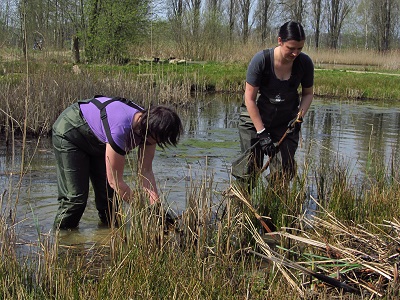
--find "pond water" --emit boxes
[1,94,400,249]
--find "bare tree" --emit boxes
[186,0,202,38]
[203,0,225,59]
[168,0,185,49]
[370,0,397,51]
[228,0,237,42]
[19,0,28,58]
[0,0,15,44]
[256,0,274,43]
[238,0,253,43]
[279,0,306,23]
[311,0,322,48]
[172,0,184,16]
[207,0,222,11]
[357,0,371,49]
[325,0,352,49]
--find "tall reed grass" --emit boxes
[0,63,195,140]
[130,38,400,69]
[1,133,400,298]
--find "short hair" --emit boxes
[279,21,306,42]
[139,105,183,149]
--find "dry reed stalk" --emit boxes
[226,182,360,294]
[248,216,361,295]
[229,188,399,297]
[243,215,305,297]
[227,182,276,235]
[278,197,398,296]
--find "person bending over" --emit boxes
[52,95,183,229]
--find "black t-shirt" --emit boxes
[246,48,314,128]
[246,47,314,94]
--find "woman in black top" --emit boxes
[236,21,314,184]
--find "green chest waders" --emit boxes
[52,97,138,229]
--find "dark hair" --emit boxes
[279,21,306,42]
[140,105,183,149]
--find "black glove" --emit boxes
[257,130,279,157]
[287,115,303,134]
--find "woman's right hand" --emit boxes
[257,130,279,157]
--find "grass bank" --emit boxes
[1,53,400,137]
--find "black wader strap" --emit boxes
[89,96,144,156]
[262,49,272,78]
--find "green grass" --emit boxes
[81,60,247,92]
[2,56,400,103]
[315,69,400,100]
[82,60,400,100]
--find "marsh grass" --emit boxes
[308,151,400,224]
[1,140,400,298]
[0,162,260,299]
[1,46,400,299]
[310,48,400,71]
[228,155,400,298]
[0,67,183,139]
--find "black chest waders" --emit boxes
[234,50,302,182]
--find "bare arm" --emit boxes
[105,143,159,204]
[137,143,159,205]
[244,82,265,132]
[299,86,314,116]
[105,143,133,202]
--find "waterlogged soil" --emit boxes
[1,94,400,252]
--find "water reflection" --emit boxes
[303,100,400,177]
[1,95,400,248]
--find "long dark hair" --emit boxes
[279,21,306,42]
[139,105,183,149]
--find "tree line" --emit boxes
[0,0,399,63]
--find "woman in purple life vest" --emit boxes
[52,96,183,229]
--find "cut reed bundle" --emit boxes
[227,183,400,298]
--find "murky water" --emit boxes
[1,94,400,248]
